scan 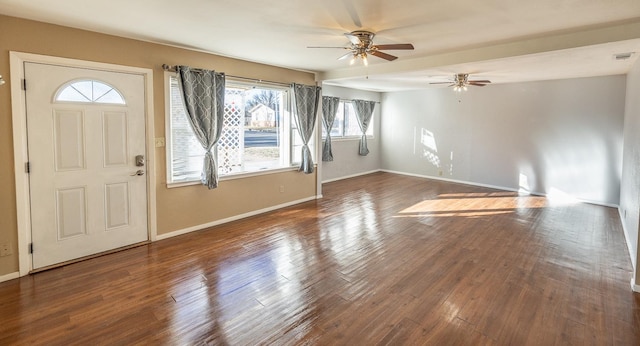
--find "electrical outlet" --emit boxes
[154,137,166,147]
[0,243,12,257]
[279,185,284,193]
[438,170,443,176]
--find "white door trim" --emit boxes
[10,52,157,276]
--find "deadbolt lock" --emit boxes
[135,155,145,167]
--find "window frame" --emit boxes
[164,72,303,187]
[55,79,126,105]
[322,99,375,140]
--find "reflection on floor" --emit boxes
[0,172,638,344]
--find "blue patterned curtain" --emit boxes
[322,96,340,161]
[292,83,321,174]
[177,66,225,189]
[352,99,376,156]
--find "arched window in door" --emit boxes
[55,79,126,104]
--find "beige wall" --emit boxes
[0,15,318,276]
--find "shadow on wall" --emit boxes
[521,130,621,203]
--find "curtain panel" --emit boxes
[292,83,321,174]
[321,96,340,161]
[177,65,226,189]
[352,99,376,156]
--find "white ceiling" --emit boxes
[2,0,640,91]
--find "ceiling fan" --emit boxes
[308,30,414,65]
[430,74,492,91]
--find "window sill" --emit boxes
[322,136,375,142]
[166,166,302,188]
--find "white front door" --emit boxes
[25,62,148,269]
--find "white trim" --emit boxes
[167,166,300,188]
[380,169,620,208]
[10,53,32,276]
[322,135,376,142]
[9,51,157,275]
[322,169,382,184]
[163,71,175,189]
[157,195,318,240]
[632,278,640,293]
[618,208,637,271]
[0,272,20,283]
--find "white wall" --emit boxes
[381,75,626,206]
[320,85,382,182]
[620,60,640,279]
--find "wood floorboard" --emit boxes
[0,172,638,345]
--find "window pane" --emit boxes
[219,88,244,175]
[321,100,375,138]
[57,86,90,102]
[169,76,204,182]
[55,80,125,104]
[241,88,284,172]
[168,75,296,183]
[344,103,361,136]
[332,103,344,136]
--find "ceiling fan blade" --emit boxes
[429,81,453,85]
[468,82,488,87]
[373,43,414,50]
[469,80,491,84]
[370,50,398,61]
[338,52,354,60]
[344,33,361,45]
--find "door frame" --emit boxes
[10,52,157,276]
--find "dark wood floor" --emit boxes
[1,172,638,345]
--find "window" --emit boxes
[322,100,374,138]
[56,80,125,104]
[166,74,302,184]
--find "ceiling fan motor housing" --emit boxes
[350,30,376,48]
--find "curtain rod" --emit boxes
[162,64,292,87]
[330,97,380,104]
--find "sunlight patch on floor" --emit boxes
[395,193,549,218]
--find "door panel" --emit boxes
[25,62,148,269]
[56,187,87,239]
[103,111,129,167]
[53,109,86,171]
[105,182,130,229]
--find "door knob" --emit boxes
[131,170,145,176]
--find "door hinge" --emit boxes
[29,243,33,254]
[21,79,26,91]
[25,162,30,173]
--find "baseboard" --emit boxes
[618,208,637,272]
[322,169,382,184]
[379,170,619,208]
[157,195,319,241]
[632,278,640,293]
[0,271,19,283]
